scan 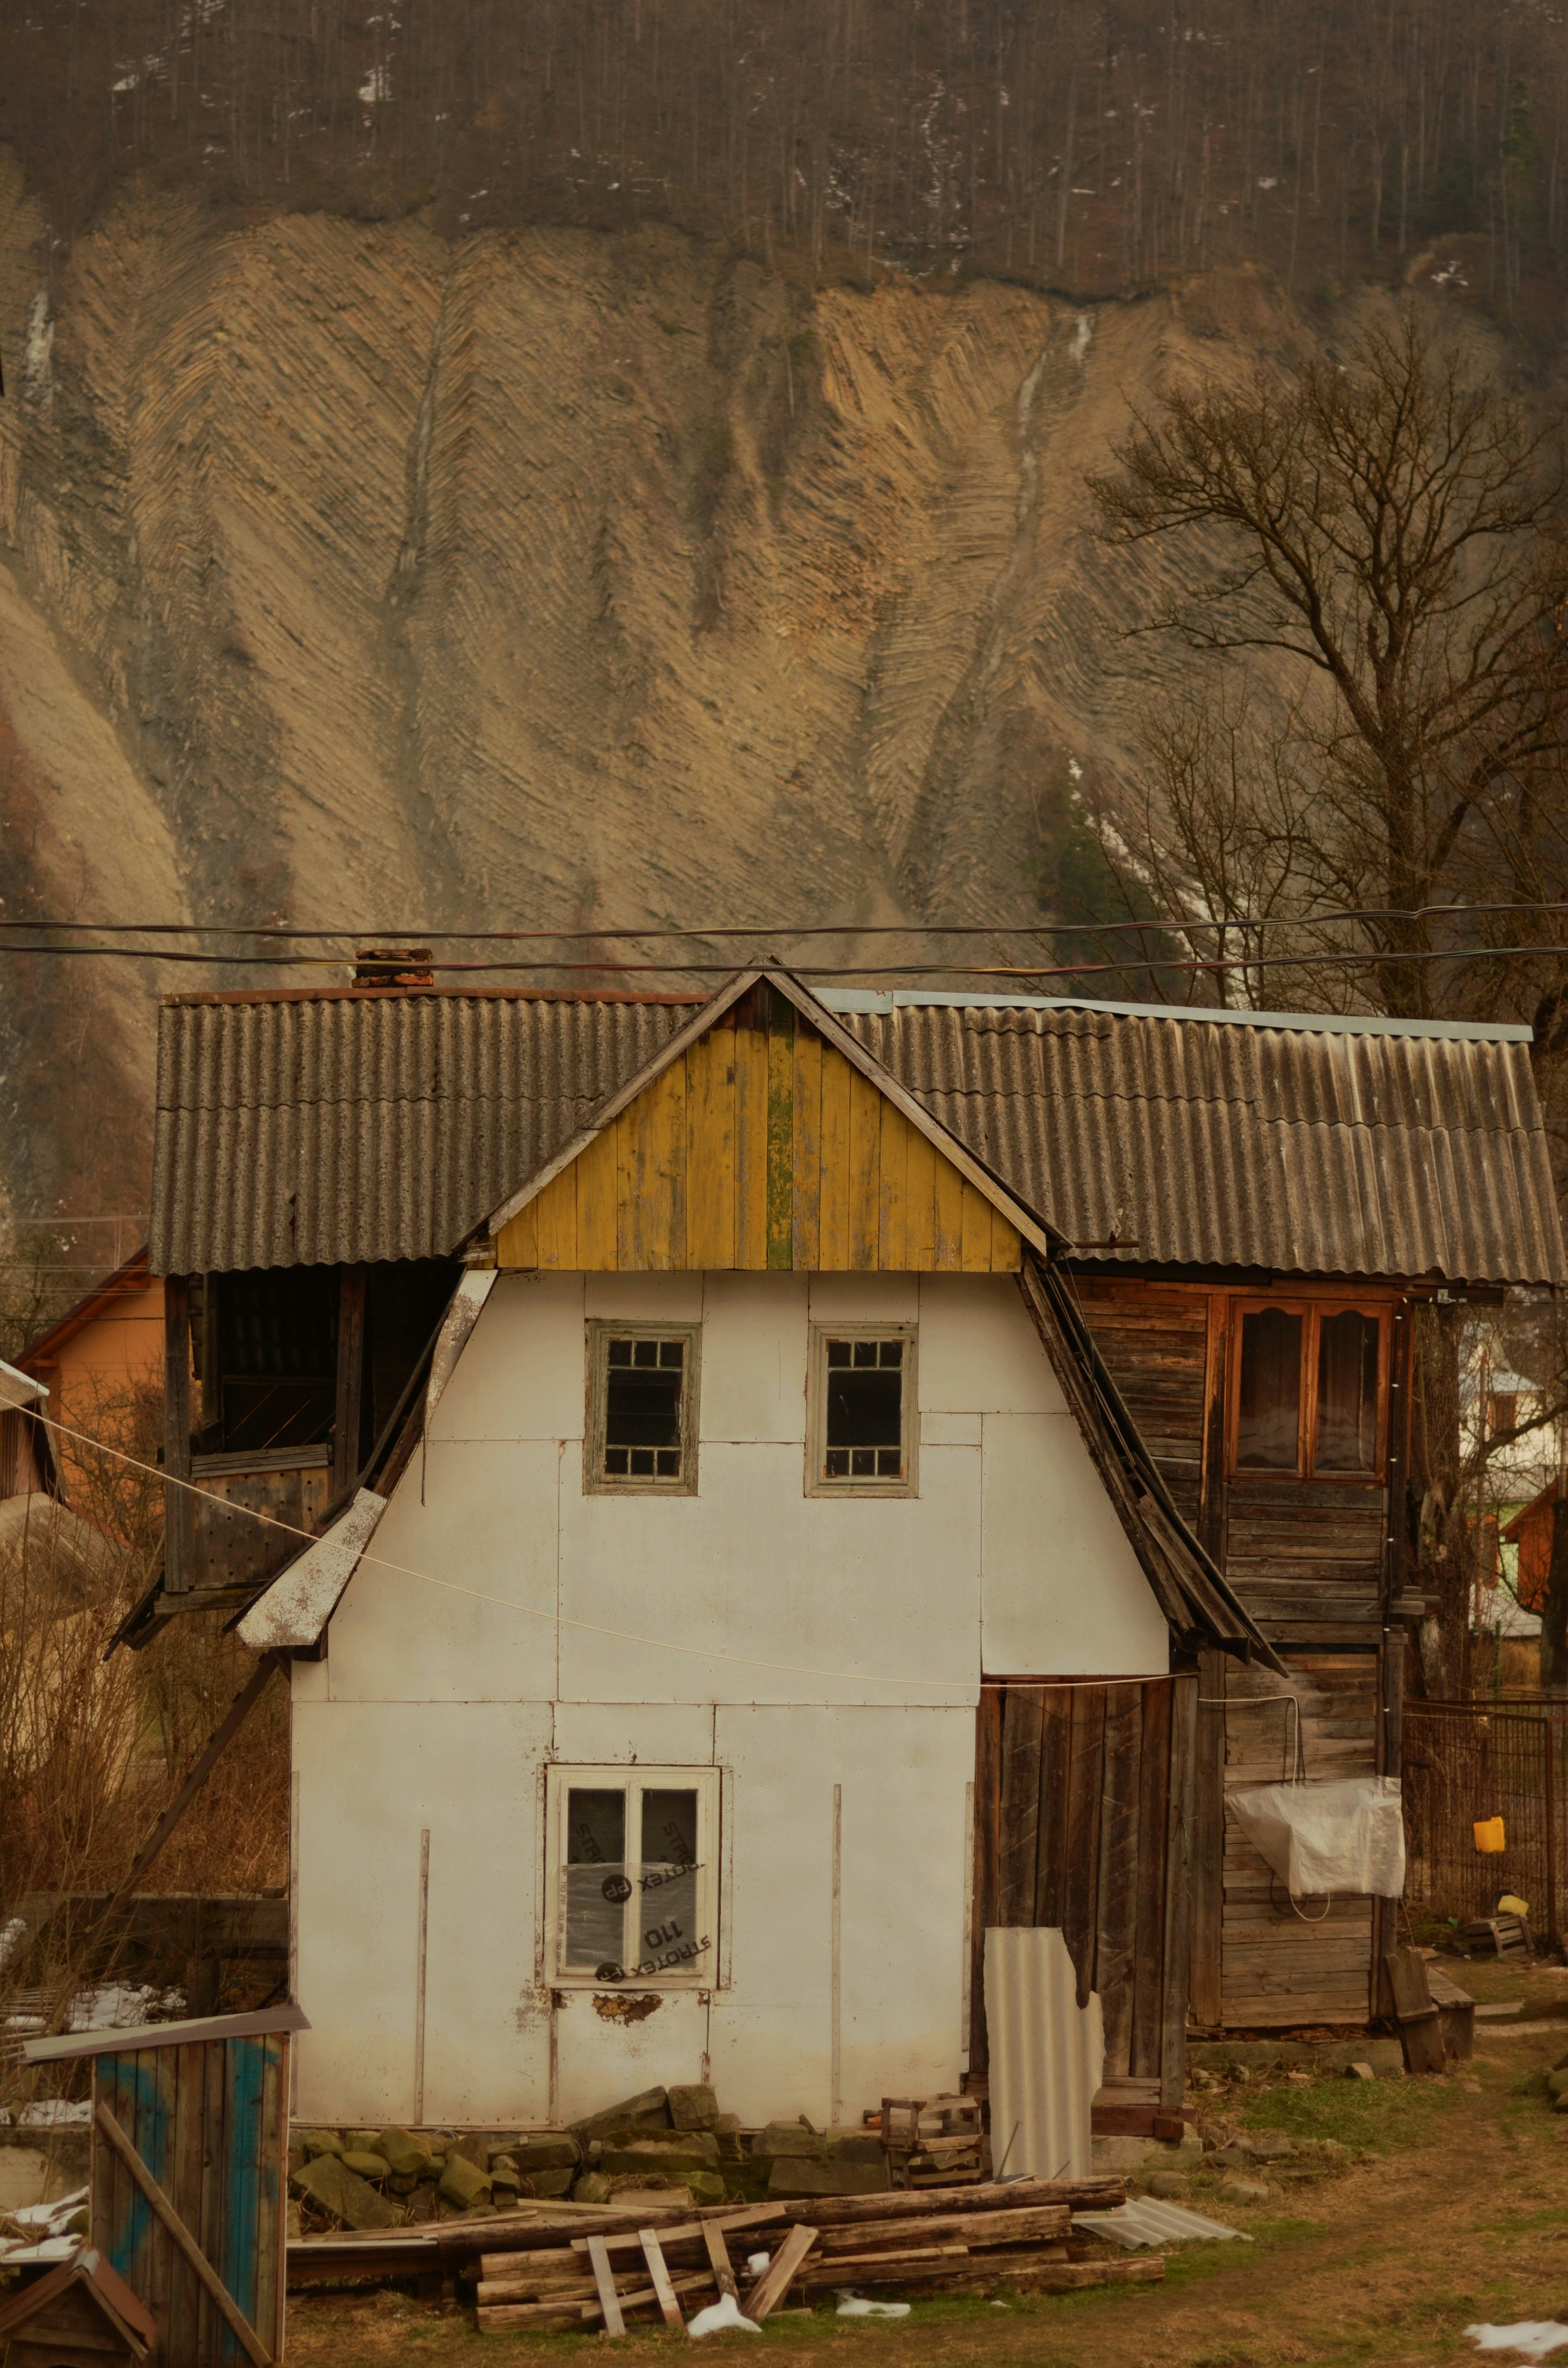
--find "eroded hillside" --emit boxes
[0,151,1384,1222]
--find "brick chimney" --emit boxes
[354,946,436,987]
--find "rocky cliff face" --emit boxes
[0,147,1321,1228]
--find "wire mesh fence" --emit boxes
[1404,1700,1568,1940]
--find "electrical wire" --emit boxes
[5,945,1568,980]
[39,1406,982,1695]
[9,900,1568,939]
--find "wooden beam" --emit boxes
[1189,1648,1225,2028]
[163,1275,192,1594]
[742,2224,819,2322]
[701,2221,737,2298]
[584,2235,625,2338]
[331,1267,367,1499]
[638,2231,683,2327]
[1160,1672,1199,2107]
[95,2100,272,2368]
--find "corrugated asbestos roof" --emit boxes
[149,979,1567,1285]
[836,1001,1567,1284]
[150,990,699,1272]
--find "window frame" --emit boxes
[1226,1298,1391,1481]
[583,1320,702,1497]
[805,1321,919,1499]
[544,1763,719,1990]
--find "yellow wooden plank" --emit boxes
[496,1197,539,1270]
[791,1027,823,1270]
[576,1122,621,1270]
[960,1181,993,1272]
[648,1059,688,1269]
[818,1041,852,1269]
[734,1019,770,1270]
[536,1166,579,1271]
[932,1147,965,1270]
[878,1097,908,1270]
[847,1065,882,1270]
[766,997,795,1270]
[904,1121,937,1270]
[989,1208,1024,1271]
[614,1107,638,1268]
[687,1028,737,1268]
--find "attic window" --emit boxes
[1231,1301,1388,1479]
[585,1322,700,1494]
[808,1325,918,1497]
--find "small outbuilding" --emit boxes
[0,2245,158,2367]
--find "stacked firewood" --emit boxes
[470,2175,1158,2335]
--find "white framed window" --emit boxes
[806,1322,918,1497]
[545,1764,718,1989]
[583,1321,700,1495]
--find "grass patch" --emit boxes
[1237,2072,1463,2157]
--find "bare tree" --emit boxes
[1088,309,1568,1025]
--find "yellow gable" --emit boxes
[495,986,1021,1274]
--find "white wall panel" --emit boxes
[428,1273,585,1443]
[557,1443,980,1706]
[700,1273,809,1442]
[708,1706,970,2126]
[552,1702,715,1764]
[327,1439,561,1703]
[292,1701,552,2125]
[585,1273,704,1321]
[980,1412,1169,1674]
[918,1274,1067,1413]
[808,1273,919,1323]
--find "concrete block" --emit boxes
[439,2154,493,2209]
[669,2084,721,2130]
[602,2134,720,2174]
[292,2154,401,2230]
[570,2087,670,2142]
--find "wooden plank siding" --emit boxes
[496,994,1022,1275]
[1073,1275,1400,2030]
[975,1678,1193,2095]
[90,2030,288,2364]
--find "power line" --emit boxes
[6,901,1568,941]
[2,945,1568,980]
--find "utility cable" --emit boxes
[10,900,1568,939]
[5,945,1568,980]
[41,1407,980,1695]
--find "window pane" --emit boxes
[1236,1309,1302,1469]
[641,1788,699,1868]
[567,1789,625,1865]
[637,1789,704,1978]
[1316,1311,1380,1472]
[824,1338,904,1479]
[604,1336,684,1478]
[564,1789,629,1973]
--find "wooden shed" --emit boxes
[23,2004,306,2368]
[0,2247,158,2368]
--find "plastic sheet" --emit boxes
[1227,1776,1405,1899]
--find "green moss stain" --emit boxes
[766,988,795,1269]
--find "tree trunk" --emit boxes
[1542,1490,1568,1699]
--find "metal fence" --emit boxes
[1403,1700,1568,1941]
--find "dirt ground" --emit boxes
[287,1962,1568,2368]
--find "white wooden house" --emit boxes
[143,963,1564,2127]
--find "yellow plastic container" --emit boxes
[1474,1816,1507,1853]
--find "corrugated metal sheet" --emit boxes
[983,1927,1104,2183]
[150,990,698,1273]
[150,980,1567,1284]
[839,1002,1567,1284]
[1073,2199,1250,2247]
